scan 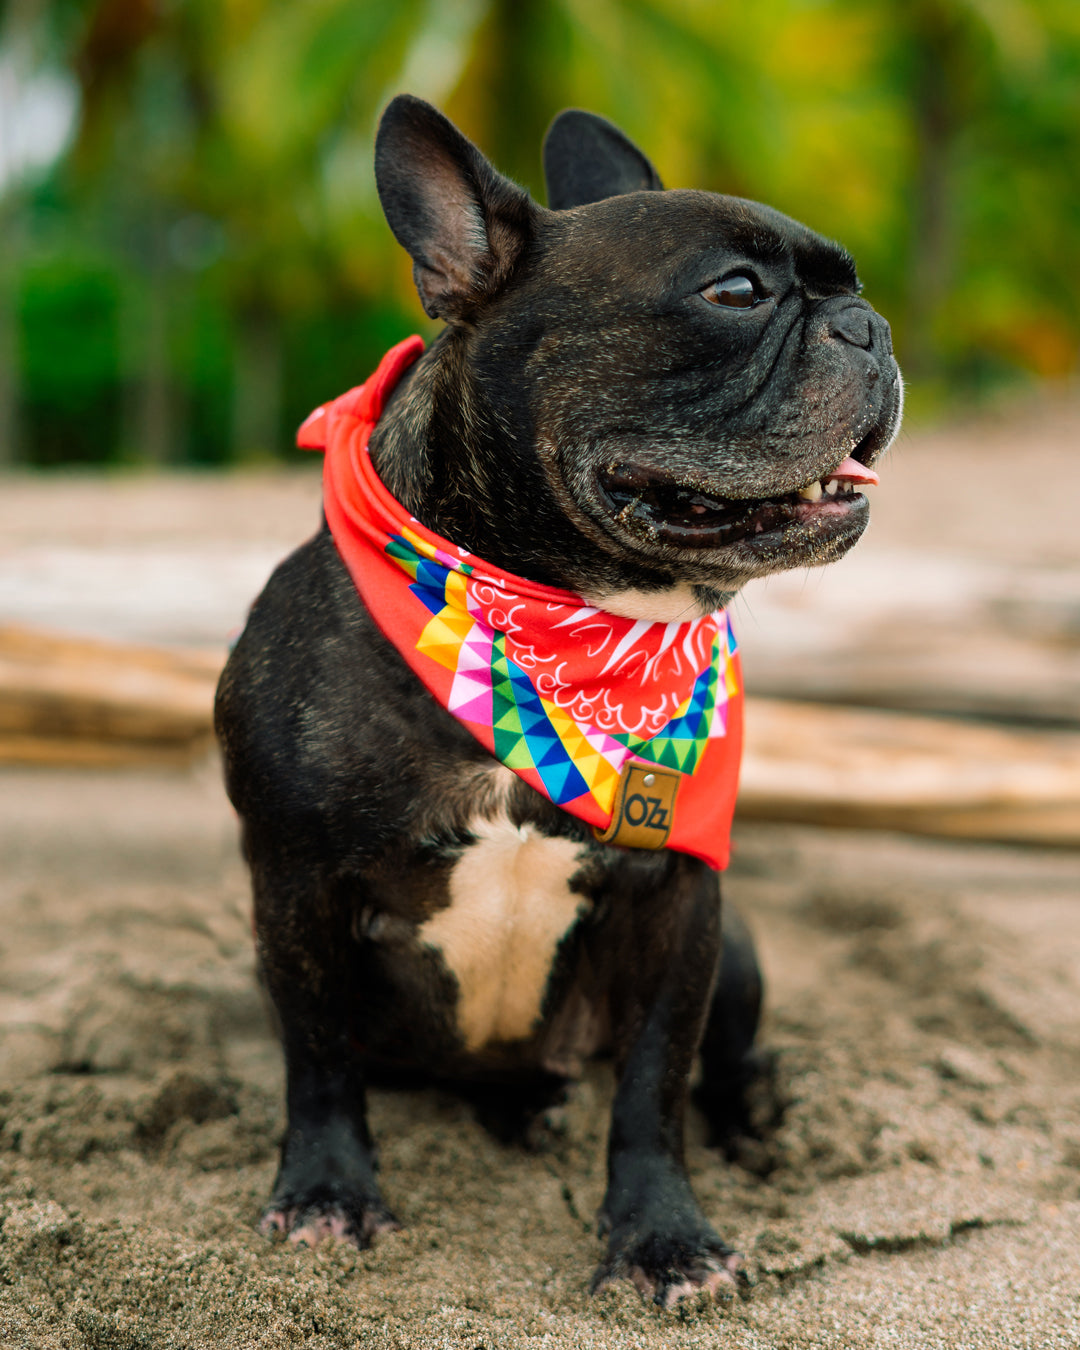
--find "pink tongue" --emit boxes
[826,455,879,486]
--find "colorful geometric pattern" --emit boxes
[383,527,739,814]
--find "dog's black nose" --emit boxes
[829,306,872,349]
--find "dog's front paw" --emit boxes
[591,1227,748,1309]
[259,1192,400,1250]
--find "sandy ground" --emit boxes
[0,767,1078,1349]
[0,392,1079,1347]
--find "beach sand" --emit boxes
[0,761,1077,1349]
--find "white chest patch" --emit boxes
[418,816,588,1053]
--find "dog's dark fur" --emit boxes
[215,96,901,1307]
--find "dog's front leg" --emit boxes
[592,855,743,1307]
[250,850,399,1250]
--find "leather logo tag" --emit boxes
[594,763,680,851]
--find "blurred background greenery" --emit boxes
[1,0,1077,468]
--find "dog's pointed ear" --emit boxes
[375,95,534,321]
[543,110,663,210]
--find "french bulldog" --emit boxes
[215,94,902,1308]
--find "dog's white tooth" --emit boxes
[798,481,824,502]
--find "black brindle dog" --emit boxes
[216,95,902,1307]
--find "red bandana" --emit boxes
[298,337,743,870]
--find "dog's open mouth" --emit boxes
[597,454,878,548]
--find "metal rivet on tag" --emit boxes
[594,762,680,851]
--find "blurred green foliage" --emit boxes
[1,0,1077,466]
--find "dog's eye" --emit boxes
[702,275,757,308]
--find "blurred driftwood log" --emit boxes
[0,626,221,767]
[738,698,1080,846]
[737,555,1080,726]
[1,625,1078,844]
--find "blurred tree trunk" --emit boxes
[121,212,175,465]
[903,2,961,379]
[0,0,45,466]
[0,256,19,465]
[231,302,282,461]
[135,255,174,466]
[455,0,553,199]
